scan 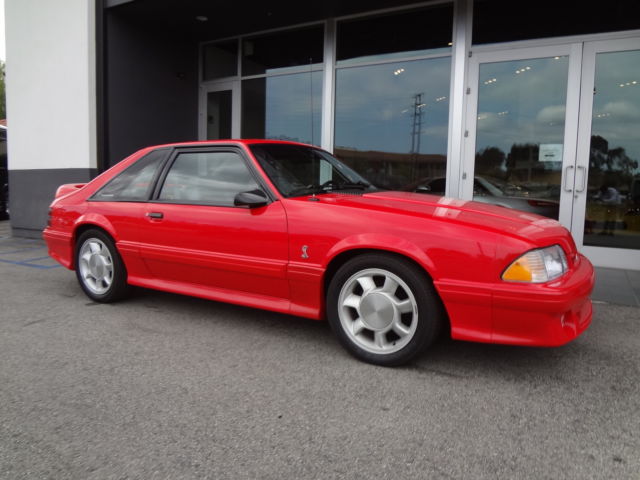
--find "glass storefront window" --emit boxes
[473,56,570,219]
[242,26,324,76]
[337,5,453,66]
[334,57,451,190]
[202,40,238,81]
[583,49,640,250]
[242,71,322,145]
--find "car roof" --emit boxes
[149,139,316,150]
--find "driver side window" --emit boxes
[158,151,259,206]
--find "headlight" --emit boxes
[502,245,568,283]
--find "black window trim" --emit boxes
[150,145,277,208]
[89,147,171,203]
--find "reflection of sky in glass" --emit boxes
[265,71,322,146]
[334,57,451,154]
[592,49,640,172]
[476,56,569,155]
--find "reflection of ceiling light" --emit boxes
[435,96,447,102]
[477,114,488,121]
[554,56,561,60]
[448,42,453,46]
[515,66,532,74]
[417,103,426,108]
[195,15,208,22]
[393,68,405,76]
[619,81,638,87]
[483,78,497,85]
[498,111,509,116]
[594,113,611,118]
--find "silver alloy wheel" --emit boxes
[337,268,419,355]
[78,238,114,295]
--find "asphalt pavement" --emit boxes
[0,223,639,479]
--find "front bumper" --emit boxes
[436,253,595,346]
[490,253,594,346]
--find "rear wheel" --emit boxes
[75,229,130,302]
[327,253,444,366]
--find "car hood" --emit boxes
[304,190,571,247]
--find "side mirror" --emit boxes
[234,189,269,208]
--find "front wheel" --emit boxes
[75,229,130,303]
[327,254,445,366]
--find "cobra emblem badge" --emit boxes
[301,245,309,259]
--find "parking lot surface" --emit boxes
[0,225,639,479]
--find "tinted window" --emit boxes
[241,72,322,145]
[242,26,324,76]
[337,5,453,65]
[158,151,259,206]
[93,149,166,201]
[473,0,640,45]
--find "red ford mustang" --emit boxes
[44,140,594,366]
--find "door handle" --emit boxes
[576,166,587,193]
[563,165,574,192]
[147,212,164,219]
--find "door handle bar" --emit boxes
[576,166,587,193]
[563,165,574,192]
[147,212,164,219]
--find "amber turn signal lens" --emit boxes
[502,245,568,283]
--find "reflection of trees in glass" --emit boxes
[334,147,446,190]
[475,147,505,177]
[476,143,563,198]
[589,135,639,190]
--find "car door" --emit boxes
[135,146,289,300]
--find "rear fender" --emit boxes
[74,213,119,243]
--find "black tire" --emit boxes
[75,229,130,303]
[327,253,445,366]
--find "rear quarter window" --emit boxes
[92,149,167,201]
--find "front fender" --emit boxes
[324,233,439,280]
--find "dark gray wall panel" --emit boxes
[9,169,96,237]
[105,12,198,167]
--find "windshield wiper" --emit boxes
[287,181,371,198]
[320,180,370,191]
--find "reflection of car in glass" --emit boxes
[44,140,593,366]
[406,176,559,219]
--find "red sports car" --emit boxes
[44,140,594,366]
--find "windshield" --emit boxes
[249,143,379,198]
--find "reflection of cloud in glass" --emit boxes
[476,56,569,154]
[334,57,451,154]
[536,105,566,124]
[592,49,640,168]
[600,101,640,121]
[265,71,322,145]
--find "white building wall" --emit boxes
[5,0,96,170]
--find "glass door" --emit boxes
[199,81,240,140]
[463,45,582,225]
[573,38,640,269]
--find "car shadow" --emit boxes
[115,286,601,386]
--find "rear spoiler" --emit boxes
[55,183,87,199]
